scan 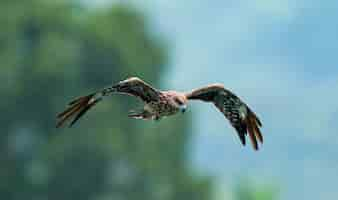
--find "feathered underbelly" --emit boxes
[145,101,179,117]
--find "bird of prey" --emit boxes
[56,77,263,150]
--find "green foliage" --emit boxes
[0,1,211,200]
[233,179,279,200]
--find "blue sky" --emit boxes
[89,0,338,199]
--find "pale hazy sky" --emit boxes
[89,1,338,199]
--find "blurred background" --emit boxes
[1,0,338,199]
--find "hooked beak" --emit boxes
[179,105,187,113]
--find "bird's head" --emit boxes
[173,94,188,113]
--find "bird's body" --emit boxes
[141,91,186,119]
[57,77,264,150]
[129,94,179,120]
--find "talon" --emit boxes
[153,116,161,121]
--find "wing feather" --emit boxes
[186,84,263,150]
[56,93,97,128]
[246,116,259,150]
[112,77,160,103]
[56,77,160,128]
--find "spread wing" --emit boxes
[56,77,160,128]
[112,77,161,103]
[185,84,263,150]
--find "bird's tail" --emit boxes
[56,92,102,128]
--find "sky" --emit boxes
[87,0,338,199]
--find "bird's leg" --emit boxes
[128,109,152,120]
[152,115,161,121]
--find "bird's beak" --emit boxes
[179,105,187,113]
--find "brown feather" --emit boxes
[253,113,262,127]
[57,94,95,118]
[56,94,96,128]
[115,77,160,103]
[248,111,263,144]
[186,84,264,150]
[252,120,263,144]
[56,102,85,128]
[57,100,84,119]
[246,119,258,151]
[69,99,100,127]
[68,95,91,106]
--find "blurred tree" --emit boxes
[0,1,211,200]
[233,179,279,200]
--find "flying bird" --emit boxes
[56,77,263,150]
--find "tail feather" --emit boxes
[56,93,100,128]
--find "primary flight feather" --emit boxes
[56,77,263,150]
